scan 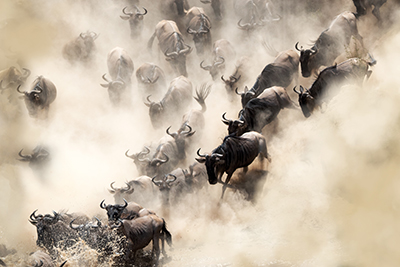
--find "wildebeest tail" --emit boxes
[194,83,211,113]
[162,218,172,246]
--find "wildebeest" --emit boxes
[295,11,364,78]
[62,31,98,64]
[100,47,134,105]
[145,75,193,129]
[293,57,376,118]
[200,0,223,20]
[17,76,57,118]
[114,214,172,265]
[352,0,387,21]
[221,56,251,98]
[147,20,192,77]
[152,169,191,205]
[150,124,195,176]
[0,66,30,90]
[200,39,236,81]
[18,145,50,170]
[196,131,271,199]
[223,86,297,136]
[29,210,80,253]
[235,0,280,31]
[120,6,147,39]
[108,176,155,205]
[100,199,151,221]
[136,63,166,98]
[160,0,190,18]
[125,146,155,176]
[237,49,299,107]
[185,7,212,56]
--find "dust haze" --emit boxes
[1,0,400,266]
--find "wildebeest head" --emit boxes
[221,112,247,136]
[166,123,195,154]
[221,74,241,93]
[108,181,134,195]
[18,146,50,169]
[120,6,147,38]
[187,14,211,56]
[100,199,128,221]
[125,147,152,175]
[235,86,256,108]
[152,174,177,192]
[196,148,225,185]
[293,86,315,118]
[29,210,61,248]
[200,56,225,81]
[17,83,43,116]
[164,45,192,77]
[100,73,126,105]
[79,31,98,53]
[295,42,318,78]
[144,95,164,126]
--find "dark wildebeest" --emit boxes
[293,57,376,118]
[18,146,50,170]
[100,199,153,222]
[295,11,364,78]
[237,49,299,108]
[196,131,271,199]
[108,176,155,205]
[120,6,147,39]
[62,31,98,64]
[150,124,195,177]
[113,214,172,265]
[136,63,166,98]
[29,210,81,254]
[147,20,192,77]
[17,76,57,119]
[0,66,30,90]
[200,39,236,81]
[145,75,193,129]
[352,0,387,22]
[221,56,251,98]
[223,86,297,136]
[100,47,134,105]
[185,7,212,56]
[200,0,223,20]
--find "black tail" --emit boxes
[162,219,172,246]
[194,83,211,113]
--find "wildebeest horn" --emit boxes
[35,260,44,267]
[122,198,128,208]
[138,7,147,16]
[221,75,227,82]
[60,261,67,267]
[179,43,192,55]
[235,87,244,95]
[295,42,303,52]
[18,149,32,161]
[293,86,302,95]
[214,56,225,66]
[182,123,194,135]
[30,209,40,221]
[89,31,98,40]
[100,200,107,209]
[221,112,231,125]
[187,28,196,34]
[16,85,24,94]
[144,95,153,107]
[0,80,6,90]
[122,6,133,16]
[237,19,252,30]
[166,174,177,183]
[95,217,101,227]
[102,73,111,83]
[200,60,212,70]
[197,148,206,158]
[69,218,79,230]
[166,126,177,138]
[22,68,31,78]
[152,176,163,187]
[200,0,211,3]
[165,47,179,58]
[121,182,133,193]
[125,149,136,160]
[231,75,241,83]
[109,182,117,193]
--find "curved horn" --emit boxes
[109,182,117,193]
[100,199,107,209]
[182,123,193,135]
[125,149,136,160]
[214,56,225,66]
[221,75,227,83]
[138,7,147,16]
[144,95,154,107]
[121,182,133,193]
[122,6,133,16]
[164,47,179,58]
[200,60,212,70]
[122,199,128,209]
[22,68,31,78]
[235,87,244,96]
[295,42,303,52]
[18,149,31,160]
[152,176,162,187]
[60,261,67,267]
[197,148,206,158]
[166,126,176,138]
[221,112,231,125]
[166,174,177,183]
[187,28,196,34]
[179,43,192,55]
[237,19,251,30]
[30,209,40,221]
[293,86,301,95]
[35,260,44,267]
[102,73,111,83]
[16,84,24,94]
[95,217,102,227]
[69,218,79,230]
[232,75,241,83]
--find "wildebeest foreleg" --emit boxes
[258,139,272,162]
[221,172,234,199]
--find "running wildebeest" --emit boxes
[62,31,98,64]
[185,7,212,56]
[120,6,147,38]
[293,57,376,118]
[196,131,271,199]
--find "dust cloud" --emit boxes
[1,0,400,266]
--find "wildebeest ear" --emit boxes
[195,157,206,163]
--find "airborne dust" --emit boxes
[1,0,400,266]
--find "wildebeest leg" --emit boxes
[152,233,161,266]
[258,138,271,162]
[221,172,234,199]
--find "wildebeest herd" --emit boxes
[1,0,399,266]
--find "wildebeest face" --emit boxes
[294,86,315,118]
[148,102,164,126]
[196,150,225,185]
[100,200,127,221]
[299,50,316,78]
